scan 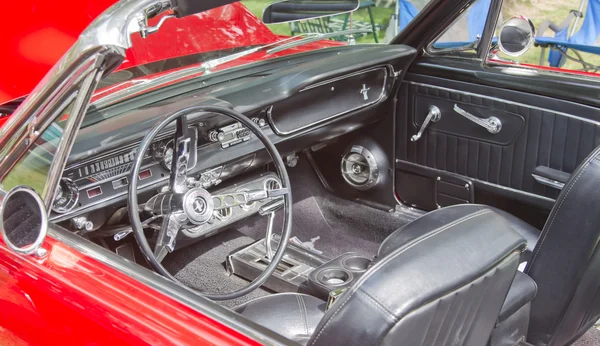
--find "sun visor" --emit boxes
[171,0,240,17]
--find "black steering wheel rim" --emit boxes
[128,105,293,301]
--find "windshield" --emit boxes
[95,1,390,98]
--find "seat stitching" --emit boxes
[380,204,482,251]
[309,290,354,345]
[310,210,490,346]
[358,288,398,322]
[296,295,309,336]
[527,157,594,269]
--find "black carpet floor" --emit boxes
[162,158,413,308]
[574,327,600,346]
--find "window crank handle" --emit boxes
[411,106,441,142]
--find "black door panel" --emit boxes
[396,73,600,215]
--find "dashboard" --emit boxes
[50,45,417,234]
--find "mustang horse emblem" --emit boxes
[360,84,370,101]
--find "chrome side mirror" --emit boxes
[1,186,48,255]
[262,0,360,24]
[498,16,535,57]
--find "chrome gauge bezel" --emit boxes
[154,139,175,171]
[52,178,80,214]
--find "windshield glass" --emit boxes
[96,1,390,94]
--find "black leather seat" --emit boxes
[382,145,600,346]
[237,208,526,345]
[522,145,600,346]
[379,204,540,262]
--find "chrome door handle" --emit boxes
[411,106,441,142]
[453,104,502,134]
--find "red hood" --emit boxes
[0,1,288,107]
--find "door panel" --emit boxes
[395,69,600,225]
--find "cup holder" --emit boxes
[317,268,351,287]
[341,256,371,272]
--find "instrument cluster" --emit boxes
[52,135,179,216]
[51,119,265,221]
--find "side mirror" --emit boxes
[262,0,360,24]
[498,16,535,57]
[1,186,48,255]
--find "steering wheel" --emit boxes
[127,105,293,301]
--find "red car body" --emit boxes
[0,1,340,345]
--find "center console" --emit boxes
[228,237,372,300]
[307,253,371,300]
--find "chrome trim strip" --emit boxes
[45,226,291,345]
[299,66,388,92]
[406,81,600,126]
[268,66,390,136]
[532,173,565,190]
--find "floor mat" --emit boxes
[574,327,600,346]
[162,229,271,309]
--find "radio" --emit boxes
[208,119,267,149]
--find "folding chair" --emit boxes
[535,0,600,71]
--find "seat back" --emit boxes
[569,0,600,47]
[308,209,526,346]
[525,145,600,346]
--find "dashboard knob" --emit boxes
[252,117,267,127]
[208,130,222,142]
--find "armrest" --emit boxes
[537,11,580,37]
[532,166,570,190]
[498,271,538,323]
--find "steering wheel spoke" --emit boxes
[170,114,193,194]
[153,212,185,263]
[144,191,176,215]
[212,187,289,210]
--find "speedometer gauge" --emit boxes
[52,178,79,213]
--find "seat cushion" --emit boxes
[498,271,538,323]
[379,204,540,261]
[235,293,327,345]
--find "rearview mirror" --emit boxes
[262,0,360,24]
[1,186,48,255]
[498,16,535,57]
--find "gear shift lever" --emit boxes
[259,198,285,260]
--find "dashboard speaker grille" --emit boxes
[341,144,380,191]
